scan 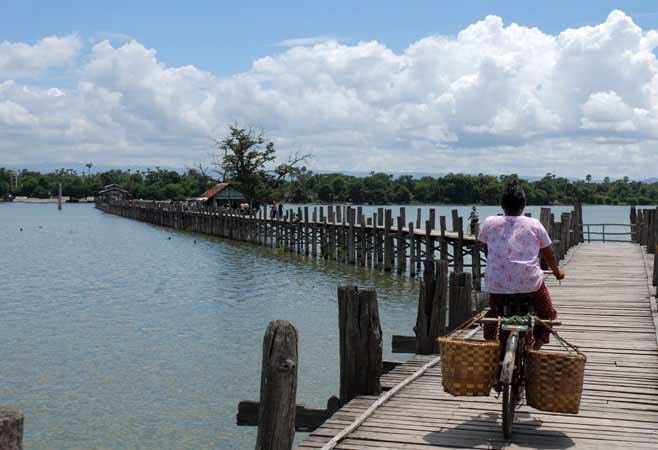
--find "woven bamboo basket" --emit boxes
[526,349,586,414]
[438,337,500,396]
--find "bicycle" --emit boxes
[475,296,561,439]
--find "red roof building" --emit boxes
[194,183,246,207]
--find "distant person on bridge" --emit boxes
[468,206,479,235]
[479,180,565,350]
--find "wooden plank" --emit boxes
[296,243,658,450]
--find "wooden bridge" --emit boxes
[96,200,585,286]
[296,242,658,450]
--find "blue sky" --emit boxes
[3,3,658,177]
[5,1,658,76]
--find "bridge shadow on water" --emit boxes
[422,409,576,449]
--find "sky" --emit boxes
[3,1,658,178]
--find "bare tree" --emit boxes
[275,151,313,182]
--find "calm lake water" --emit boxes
[0,203,637,449]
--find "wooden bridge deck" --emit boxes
[297,243,658,450]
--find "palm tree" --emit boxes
[586,174,592,183]
[86,163,93,177]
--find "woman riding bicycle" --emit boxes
[479,180,565,350]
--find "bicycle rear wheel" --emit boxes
[502,383,518,439]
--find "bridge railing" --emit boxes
[577,223,635,243]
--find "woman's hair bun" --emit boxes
[506,179,519,192]
[502,179,526,213]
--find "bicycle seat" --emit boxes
[498,293,534,304]
[498,293,535,316]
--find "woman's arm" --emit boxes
[540,245,565,280]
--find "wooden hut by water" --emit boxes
[96,184,131,204]
[193,183,246,208]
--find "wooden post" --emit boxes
[366,217,373,267]
[439,216,448,261]
[57,183,62,210]
[653,244,658,294]
[328,207,335,260]
[415,210,422,273]
[454,217,464,273]
[348,208,356,264]
[359,215,367,267]
[304,207,310,256]
[384,210,393,271]
[396,216,404,274]
[375,213,382,269]
[415,260,449,354]
[409,221,416,277]
[472,242,481,291]
[321,215,328,259]
[630,205,637,242]
[539,207,552,270]
[575,203,584,243]
[448,272,473,332]
[560,212,571,256]
[451,209,459,236]
[426,209,436,262]
[0,408,23,450]
[255,321,298,450]
[648,210,657,255]
[311,208,318,256]
[337,286,383,405]
[424,220,433,262]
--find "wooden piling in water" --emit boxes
[396,216,405,274]
[384,210,393,271]
[439,216,447,261]
[415,260,448,354]
[348,208,356,264]
[337,286,382,405]
[96,201,493,279]
[454,216,464,273]
[0,408,23,450]
[409,221,416,278]
[255,320,298,450]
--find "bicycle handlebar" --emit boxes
[476,317,562,326]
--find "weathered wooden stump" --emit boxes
[448,272,473,332]
[415,260,449,354]
[337,286,383,405]
[0,408,23,450]
[255,321,298,450]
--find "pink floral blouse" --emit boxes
[478,215,552,294]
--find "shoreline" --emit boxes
[3,197,95,204]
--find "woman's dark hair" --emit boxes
[501,180,526,214]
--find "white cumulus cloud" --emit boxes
[2,11,658,178]
[0,34,82,78]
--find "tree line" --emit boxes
[1,126,656,205]
[2,167,657,206]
